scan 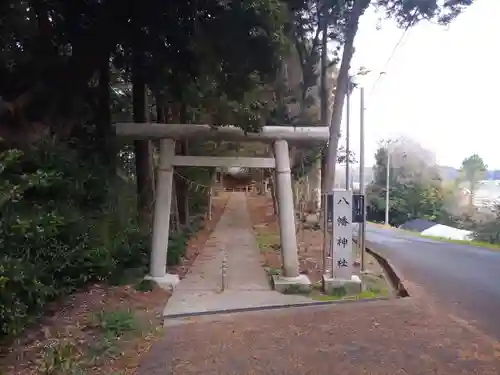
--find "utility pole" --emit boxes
[320,6,329,276]
[358,87,366,272]
[345,78,351,190]
[385,149,390,225]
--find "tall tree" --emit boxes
[460,154,487,209]
[367,139,446,226]
[324,0,474,190]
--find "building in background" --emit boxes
[459,180,500,210]
[399,218,473,241]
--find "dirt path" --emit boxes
[140,297,500,375]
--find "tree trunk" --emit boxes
[318,5,329,211]
[292,179,297,210]
[311,157,322,211]
[96,52,113,167]
[324,0,370,192]
[469,185,475,211]
[319,6,328,128]
[182,141,191,225]
[172,183,181,233]
[208,169,217,219]
[155,94,165,122]
[132,51,154,232]
[270,174,279,217]
[179,104,191,226]
[174,141,190,227]
[304,174,310,204]
[258,169,266,195]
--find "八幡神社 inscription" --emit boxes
[329,190,353,279]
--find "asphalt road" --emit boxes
[365,224,500,339]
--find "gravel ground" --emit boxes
[139,297,500,375]
[136,193,500,375]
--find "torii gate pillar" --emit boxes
[273,140,299,277]
[272,140,311,292]
[145,138,180,288]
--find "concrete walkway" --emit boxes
[163,192,312,320]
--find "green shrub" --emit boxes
[0,257,53,337]
[167,231,189,266]
[96,309,137,337]
[40,340,83,375]
[134,279,155,292]
[0,145,210,340]
[0,146,149,340]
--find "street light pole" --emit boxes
[359,87,366,271]
[345,78,351,190]
[385,148,390,226]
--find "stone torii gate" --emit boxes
[115,123,329,290]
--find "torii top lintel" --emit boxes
[114,123,329,145]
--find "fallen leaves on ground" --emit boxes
[247,194,388,289]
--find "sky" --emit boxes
[343,0,500,170]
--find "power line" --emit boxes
[370,2,482,98]
[369,14,417,96]
[369,27,411,95]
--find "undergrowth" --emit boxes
[0,144,209,342]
